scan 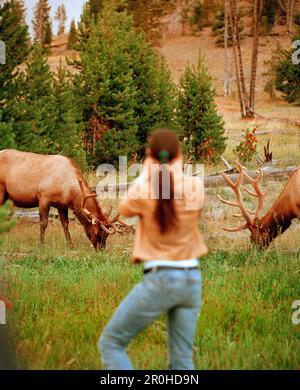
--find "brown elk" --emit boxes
[0,149,131,249]
[218,162,300,248]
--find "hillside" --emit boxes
[48,25,293,110]
[46,2,300,169]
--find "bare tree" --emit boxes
[224,0,232,96]
[249,0,263,117]
[229,0,264,118]
[229,0,248,116]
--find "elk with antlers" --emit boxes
[0,149,132,249]
[218,162,300,248]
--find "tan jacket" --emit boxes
[119,164,208,263]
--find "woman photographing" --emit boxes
[99,128,208,370]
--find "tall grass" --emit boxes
[1,243,299,370]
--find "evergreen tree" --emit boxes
[262,0,278,33]
[275,30,300,105]
[200,0,219,27]
[0,109,15,149]
[87,0,104,17]
[0,0,30,103]
[74,4,176,166]
[67,19,77,49]
[263,42,282,100]
[77,0,104,45]
[15,0,26,24]
[212,8,243,47]
[177,55,226,162]
[189,3,203,32]
[33,0,52,47]
[131,33,176,157]
[52,60,86,168]
[74,8,138,166]
[294,12,300,27]
[44,19,52,45]
[11,44,57,153]
[55,4,67,35]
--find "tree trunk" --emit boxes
[287,0,295,37]
[229,0,247,117]
[224,0,231,96]
[248,0,263,117]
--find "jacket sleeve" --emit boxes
[183,176,205,211]
[118,179,145,217]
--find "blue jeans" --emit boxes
[98,268,202,370]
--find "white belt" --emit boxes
[144,258,199,270]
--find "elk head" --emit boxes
[78,179,134,250]
[217,162,270,248]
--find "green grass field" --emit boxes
[1,101,300,370]
[1,221,300,370]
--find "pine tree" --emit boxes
[212,8,243,47]
[33,0,52,47]
[201,0,218,27]
[0,0,30,103]
[262,0,278,33]
[67,19,77,49]
[87,0,104,17]
[55,4,67,35]
[52,60,86,168]
[177,55,226,162]
[131,33,176,158]
[11,44,57,153]
[74,8,138,166]
[0,109,15,149]
[74,4,176,166]
[263,42,282,100]
[189,3,203,31]
[77,0,104,45]
[44,19,52,45]
[275,28,300,105]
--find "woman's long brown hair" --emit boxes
[149,128,180,233]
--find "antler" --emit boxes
[78,179,134,234]
[78,178,97,209]
[217,162,264,232]
[243,168,264,219]
[110,213,135,234]
[78,178,114,233]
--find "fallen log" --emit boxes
[204,165,297,187]
[96,165,298,191]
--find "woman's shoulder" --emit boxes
[179,175,205,210]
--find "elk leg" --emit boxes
[0,184,7,206]
[39,199,50,245]
[58,208,74,249]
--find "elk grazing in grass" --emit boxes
[218,162,300,248]
[0,149,132,249]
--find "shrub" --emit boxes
[177,54,226,162]
[275,32,300,105]
[234,128,257,163]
